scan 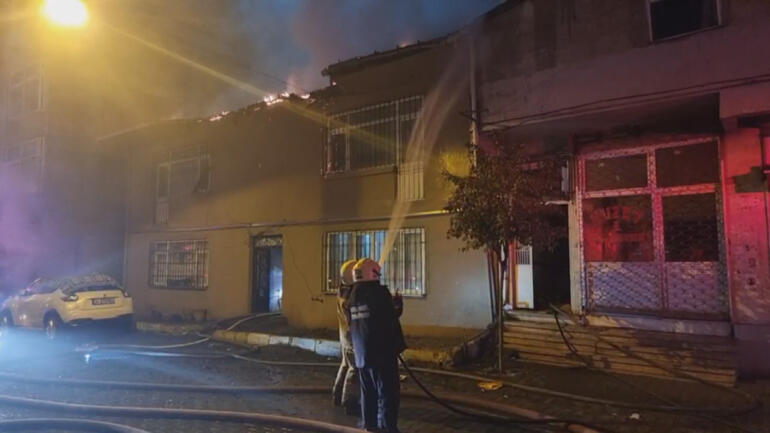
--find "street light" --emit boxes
[41,0,88,28]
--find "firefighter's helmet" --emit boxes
[353,258,381,282]
[339,259,357,286]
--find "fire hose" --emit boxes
[549,305,762,433]
[0,418,153,433]
[1,311,756,433]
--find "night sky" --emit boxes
[117,0,502,115]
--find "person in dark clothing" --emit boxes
[348,258,405,433]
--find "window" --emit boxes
[585,154,647,192]
[7,65,45,117]
[326,96,422,173]
[150,240,209,289]
[582,195,654,262]
[324,228,425,297]
[0,138,44,191]
[648,0,720,41]
[156,153,210,224]
[663,194,718,262]
[656,141,718,187]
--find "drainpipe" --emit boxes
[760,123,770,282]
[468,35,479,155]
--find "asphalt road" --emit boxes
[0,329,765,433]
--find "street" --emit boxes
[0,329,765,433]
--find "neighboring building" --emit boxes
[0,0,126,293]
[475,0,770,376]
[107,37,490,336]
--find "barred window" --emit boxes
[150,240,209,289]
[324,228,425,297]
[326,96,422,173]
[8,65,45,117]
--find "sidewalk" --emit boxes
[136,314,472,367]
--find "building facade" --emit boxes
[475,0,770,373]
[111,38,490,336]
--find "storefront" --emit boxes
[576,136,728,320]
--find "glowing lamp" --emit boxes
[41,0,89,27]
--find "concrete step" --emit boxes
[503,319,737,386]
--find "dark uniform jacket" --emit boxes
[347,281,406,368]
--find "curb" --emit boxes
[136,321,459,367]
[136,321,206,335]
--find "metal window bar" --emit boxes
[150,240,209,289]
[326,96,423,174]
[324,228,425,297]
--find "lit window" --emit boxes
[326,96,422,173]
[648,0,720,41]
[324,228,425,297]
[150,240,209,289]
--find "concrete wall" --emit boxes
[479,0,770,128]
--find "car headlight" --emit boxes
[61,294,79,302]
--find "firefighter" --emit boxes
[332,259,359,415]
[348,258,405,433]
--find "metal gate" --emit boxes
[576,137,728,318]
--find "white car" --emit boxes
[0,274,134,338]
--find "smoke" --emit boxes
[94,0,500,117]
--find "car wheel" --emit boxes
[0,311,13,329]
[44,313,63,340]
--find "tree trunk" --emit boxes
[497,247,507,374]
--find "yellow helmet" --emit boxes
[353,258,381,282]
[339,259,358,286]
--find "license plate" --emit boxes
[92,297,116,306]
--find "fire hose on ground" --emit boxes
[0,312,759,433]
[548,305,762,433]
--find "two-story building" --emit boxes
[475,0,770,376]
[108,36,491,336]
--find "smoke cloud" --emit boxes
[100,0,501,117]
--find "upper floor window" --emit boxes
[648,0,720,41]
[155,149,210,224]
[326,96,422,174]
[7,65,45,117]
[0,138,44,192]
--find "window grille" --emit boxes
[397,161,424,202]
[150,240,209,289]
[7,64,45,117]
[0,138,44,192]
[579,138,726,317]
[324,228,425,297]
[326,96,423,173]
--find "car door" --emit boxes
[16,281,49,328]
[13,285,38,327]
